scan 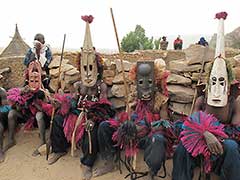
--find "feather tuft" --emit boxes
[81,15,94,23]
[215,12,228,20]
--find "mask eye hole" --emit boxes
[84,65,87,71]
[138,79,143,85]
[219,77,225,81]
[89,65,93,71]
[148,79,153,84]
[212,77,217,85]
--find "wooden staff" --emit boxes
[110,8,130,117]
[56,34,66,93]
[189,47,208,115]
[110,7,137,169]
[46,34,66,160]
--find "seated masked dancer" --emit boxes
[94,59,176,180]
[23,33,53,92]
[6,59,52,157]
[172,12,240,180]
[47,15,115,180]
[0,87,11,163]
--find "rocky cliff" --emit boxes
[210,27,240,49]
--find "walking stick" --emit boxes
[110,7,137,169]
[46,34,66,160]
[189,47,208,115]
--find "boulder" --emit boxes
[167,73,192,86]
[110,97,126,109]
[169,102,192,116]
[115,59,134,72]
[191,72,207,83]
[59,72,80,91]
[49,56,69,68]
[234,54,240,62]
[103,69,116,78]
[164,50,186,65]
[64,68,79,76]
[168,60,202,73]
[204,62,212,73]
[50,64,75,78]
[185,44,215,65]
[111,84,126,98]
[49,78,59,92]
[112,72,130,84]
[168,85,194,103]
[103,59,117,70]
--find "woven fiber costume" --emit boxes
[95,59,175,180]
[48,16,115,180]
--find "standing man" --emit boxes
[173,35,183,50]
[23,33,53,91]
[160,36,169,50]
[172,12,240,180]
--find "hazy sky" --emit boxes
[0,0,239,50]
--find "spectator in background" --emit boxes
[197,37,209,47]
[174,35,183,50]
[160,36,169,50]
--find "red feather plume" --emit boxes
[215,12,228,20]
[181,111,228,173]
[81,15,94,23]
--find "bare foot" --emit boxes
[32,143,46,157]
[3,140,16,152]
[93,160,115,177]
[0,151,5,163]
[81,165,92,180]
[48,152,67,165]
[142,173,155,180]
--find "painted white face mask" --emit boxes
[207,57,228,107]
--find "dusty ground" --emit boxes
[0,129,219,180]
[0,129,173,180]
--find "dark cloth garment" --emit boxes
[0,112,8,130]
[80,124,99,167]
[172,140,240,180]
[23,47,52,67]
[174,38,183,50]
[197,37,209,47]
[51,114,70,153]
[98,121,117,160]
[139,134,166,175]
[98,121,167,175]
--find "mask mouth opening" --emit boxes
[212,98,221,102]
[85,79,93,83]
[141,94,151,101]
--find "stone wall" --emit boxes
[1,45,240,120]
[0,56,25,89]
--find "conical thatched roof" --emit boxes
[0,24,30,58]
